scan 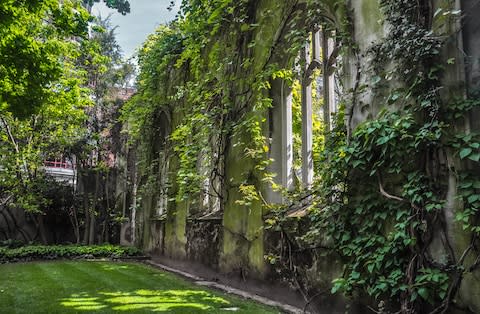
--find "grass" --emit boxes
[0,261,280,313]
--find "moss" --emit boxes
[163,200,187,259]
[220,121,267,276]
[220,130,254,273]
[140,193,154,250]
[451,205,480,313]
[252,1,286,73]
[220,191,265,277]
[174,201,188,254]
[246,199,265,276]
[360,0,383,35]
[221,187,248,272]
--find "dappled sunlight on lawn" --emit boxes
[60,294,107,311]
[0,262,273,313]
[60,289,231,312]
[100,264,131,271]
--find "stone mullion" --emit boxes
[281,81,294,191]
[301,38,314,187]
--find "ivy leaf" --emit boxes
[433,8,443,17]
[367,263,375,273]
[467,194,479,204]
[439,290,447,299]
[417,287,430,301]
[352,160,364,168]
[468,152,480,162]
[376,136,390,145]
[331,278,346,294]
[351,271,360,279]
[459,148,472,159]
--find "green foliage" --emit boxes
[266,0,479,312]
[122,0,478,312]
[75,14,130,163]
[294,0,479,311]
[455,172,480,233]
[0,1,131,249]
[0,0,92,118]
[0,1,97,213]
[0,244,142,263]
[121,25,182,139]
[123,0,310,205]
[83,0,130,15]
[0,97,88,212]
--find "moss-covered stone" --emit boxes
[123,0,480,312]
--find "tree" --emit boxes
[0,1,129,243]
[83,0,131,15]
[0,0,92,118]
[0,0,131,119]
[0,0,92,215]
[74,15,134,244]
[0,82,89,242]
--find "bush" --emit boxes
[0,239,24,249]
[0,244,143,263]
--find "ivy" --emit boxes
[123,0,479,312]
[267,1,479,313]
[125,0,314,210]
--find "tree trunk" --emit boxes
[69,206,80,244]
[102,170,110,243]
[88,211,95,245]
[37,215,48,244]
[88,170,100,245]
[82,185,90,244]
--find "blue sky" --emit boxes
[92,0,180,60]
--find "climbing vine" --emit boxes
[271,0,480,313]
[124,0,316,209]
[265,1,480,313]
[123,0,480,312]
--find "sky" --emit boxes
[92,0,181,60]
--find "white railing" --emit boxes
[44,161,76,186]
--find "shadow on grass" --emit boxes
[60,289,234,312]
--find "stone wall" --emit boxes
[186,218,222,268]
[125,0,480,312]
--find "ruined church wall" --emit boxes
[127,0,480,311]
[344,1,480,312]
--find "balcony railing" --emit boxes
[44,160,76,185]
[44,160,74,169]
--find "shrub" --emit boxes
[0,244,143,263]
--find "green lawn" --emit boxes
[0,261,280,313]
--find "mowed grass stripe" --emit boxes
[28,263,71,314]
[2,263,76,314]
[0,261,280,314]
[61,261,139,290]
[0,264,19,312]
[69,261,168,289]
[1,263,58,314]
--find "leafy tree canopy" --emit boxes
[0,0,92,118]
[0,0,130,119]
[83,0,130,15]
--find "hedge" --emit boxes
[0,244,143,263]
